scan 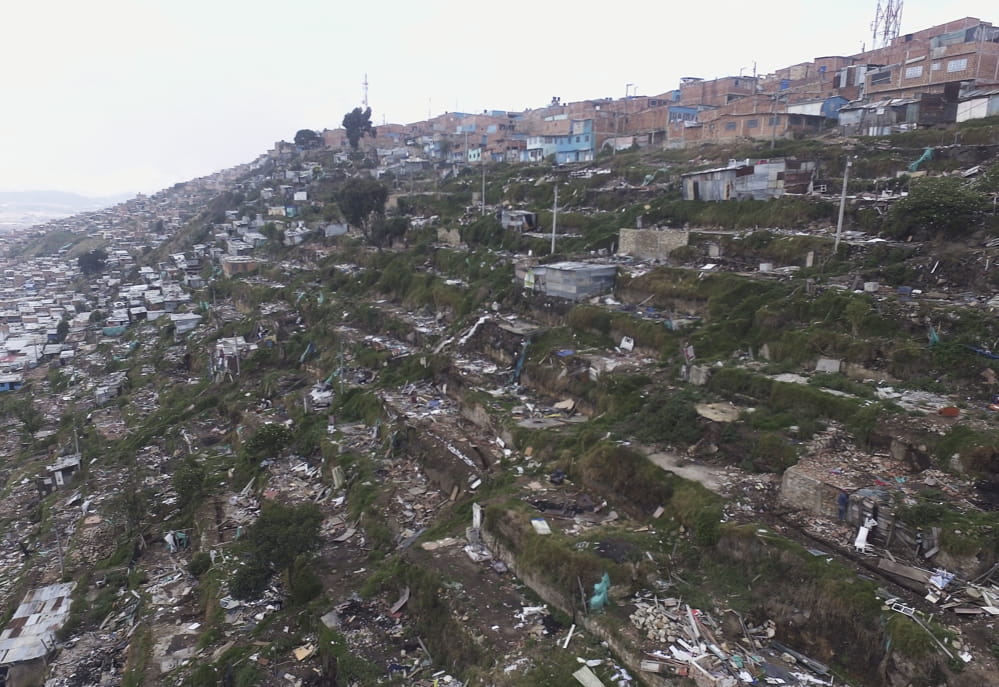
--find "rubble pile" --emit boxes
[793,425,912,492]
[218,587,285,630]
[45,636,127,687]
[629,594,827,686]
[380,460,445,542]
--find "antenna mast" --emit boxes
[871,0,903,50]
[362,73,369,108]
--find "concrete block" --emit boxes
[815,357,841,374]
[689,365,711,386]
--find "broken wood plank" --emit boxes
[573,666,606,687]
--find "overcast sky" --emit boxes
[1,1,995,196]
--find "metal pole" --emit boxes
[770,97,778,150]
[481,157,486,216]
[834,159,852,253]
[551,184,558,255]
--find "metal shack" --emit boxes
[681,158,815,201]
[532,262,617,301]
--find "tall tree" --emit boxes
[294,129,321,149]
[337,177,388,240]
[77,248,108,275]
[342,107,376,149]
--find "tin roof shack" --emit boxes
[957,87,999,122]
[37,453,81,495]
[170,312,202,336]
[498,209,538,232]
[681,159,815,201]
[0,372,23,392]
[0,582,76,667]
[838,94,955,136]
[532,262,617,301]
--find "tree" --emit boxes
[244,423,293,460]
[886,177,988,240]
[342,107,376,149]
[55,318,69,343]
[370,215,409,248]
[294,129,321,149]
[337,177,388,240]
[844,298,872,337]
[77,248,108,275]
[230,502,324,600]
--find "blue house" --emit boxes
[0,373,24,392]
[525,119,595,164]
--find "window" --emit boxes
[747,119,759,128]
[769,116,779,126]
[932,61,941,71]
[871,70,892,84]
[724,122,737,131]
[904,65,923,79]
[789,115,802,125]
[575,136,580,143]
[947,58,968,72]
[584,135,589,142]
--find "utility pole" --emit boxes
[481,156,486,216]
[834,158,853,253]
[551,184,559,255]
[770,94,785,150]
[53,525,64,578]
[338,339,344,397]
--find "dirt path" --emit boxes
[645,449,726,494]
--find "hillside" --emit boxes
[2,123,999,687]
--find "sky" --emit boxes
[1,0,996,197]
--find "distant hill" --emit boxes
[0,190,134,231]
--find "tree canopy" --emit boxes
[342,107,376,149]
[229,501,324,600]
[337,177,388,239]
[77,248,108,275]
[294,129,321,149]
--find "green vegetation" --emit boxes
[886,176,989,240]
[341,106,376,149]
[229,502,324,600]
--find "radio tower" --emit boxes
[871,0,903,49]
[362,73,369,108]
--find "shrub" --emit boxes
[188,552,212,578]
[886,177,988,240]
[287,555,323,606]
[230,502,324,600]
[244,423,293,460]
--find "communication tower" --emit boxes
[871,0,903,49]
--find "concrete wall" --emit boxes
[618,228,689,260]
[436,227,462,246]
[779,464,843,519]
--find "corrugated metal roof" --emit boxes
[0,582,76,665]
[839,98,919,111]
[961,88,999,100]
[680,165,748,178]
